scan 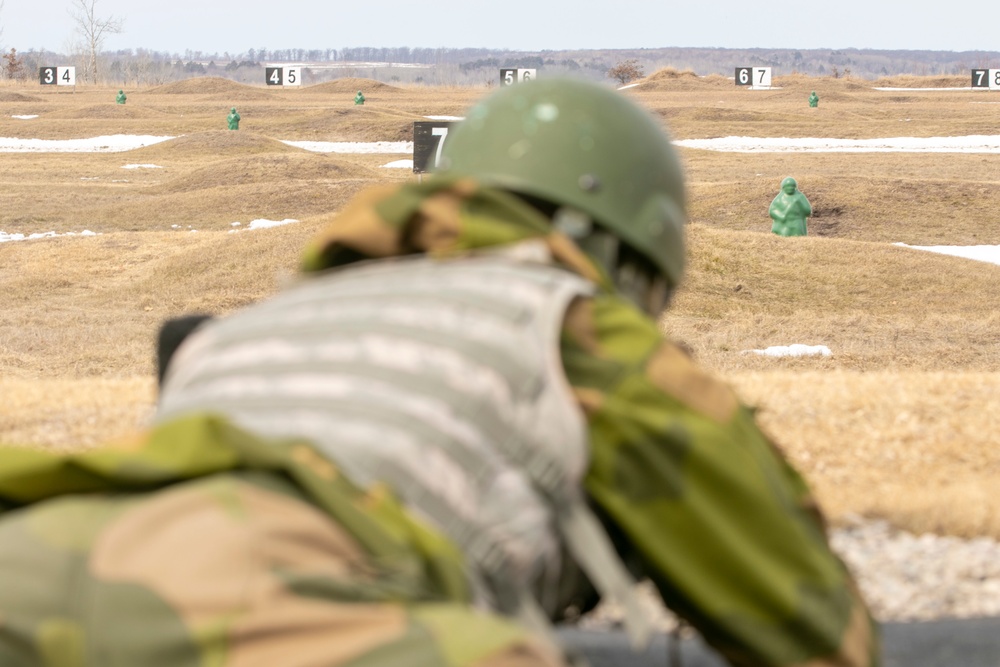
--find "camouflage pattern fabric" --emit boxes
[304,176,880,667]
[0,176,879,666]
[0,415,564,666]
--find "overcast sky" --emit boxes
[3,0,1000,55]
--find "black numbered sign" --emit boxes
[265,66,302,87]
[39,66,75,86]
[971,69,1000,90]
[265,67,284,86]
[413,121,455,173]
[500,68,537,86]
[735,67,771,88]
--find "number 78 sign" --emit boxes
[971,69,1000,90]
[735,67,772,88]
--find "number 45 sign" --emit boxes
[500,68,536,86]
[39,67,76,86]
[735,67,772,89]
[971,69,1000,90]
[265,67,302,86]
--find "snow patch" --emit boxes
[424,115,464,121]
[380,159,413,169]
[0,230,98,243]
[894,243,1000,266]
[228,219,300,232]
[873,87,974,92]
[281,140,412,154]
[672,135,1000,153]
[744,344,832,358]
[12,115,38,120]
[122,164,163,169]
[0,135,175,153]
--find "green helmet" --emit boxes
[436,78,687,291]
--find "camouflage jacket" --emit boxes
[0,177,879,667]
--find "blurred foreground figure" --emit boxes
[0,79,877,667]
[770,176,812,236]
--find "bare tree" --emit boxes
[3,47,25,80]
[69,0,124,84]
[607,59,644,86]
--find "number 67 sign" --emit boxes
[735,67,772,89]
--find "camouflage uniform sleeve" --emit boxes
[0,417,567,667]
[561,295,880,667]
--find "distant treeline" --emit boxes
[4,45,1000,87]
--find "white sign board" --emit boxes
[500,68,537,86]
[39,66,76,86]
[971,69,1000,90]
[735,66,772,89]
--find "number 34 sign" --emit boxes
[971,69,1000,90]
[39,67,76,86]
[735,67,772,89]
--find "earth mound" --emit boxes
[306,78,402,94]
[628,68,730,91]
[155,153,379,194]
[148,77,276,99]
[129,130,300,159]
[43,104,167,120]
[0,91,41,102]
[871,75,968,89]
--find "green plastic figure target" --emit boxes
[769,177,812,236]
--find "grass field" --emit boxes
[1,72,998,541]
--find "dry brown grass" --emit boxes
[0,377,155,451]
[731,371,1000,538]
[2,79,1000,540]
[664,225,1000,374]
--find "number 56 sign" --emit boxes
[500,68,536,86]
[39,67,76,86]
[971,69,1000,90]
[735,67,772,88]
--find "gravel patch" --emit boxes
[580,517,1000,632]
[833,516,1000,621]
